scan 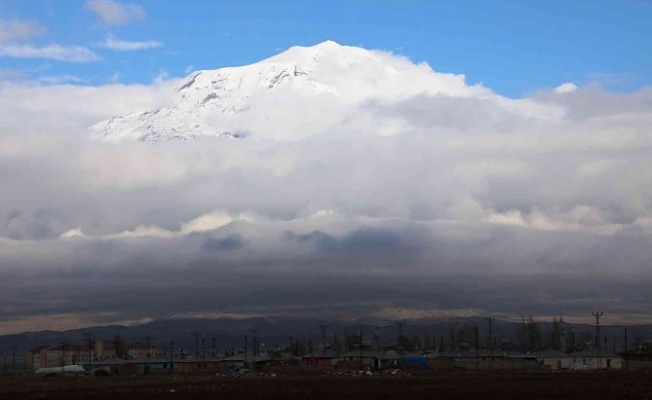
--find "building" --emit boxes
[619,342,652,370]
[570,349,622,370]
[436,350,540,371]
[128,342,156,359]
[28,343,96,369]
[27,345,52,370]
[92,340,116,360]
[537,350,572,370]
[302,350,340,367]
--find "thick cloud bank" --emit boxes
[1,45,652,333]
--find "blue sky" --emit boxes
[0,0,650,96]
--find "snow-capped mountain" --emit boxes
[90,40,555,143]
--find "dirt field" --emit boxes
[1,371,651,399]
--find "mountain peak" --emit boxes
[308,39,342,48]
[282,40,344,54]
[259,40,361,66]
[89,41,492,143]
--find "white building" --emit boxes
[537,350,572,370]
[570,349,622,370]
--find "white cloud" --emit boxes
[1,44,652,328]
[59,227,85,238]
[0,43,99,62]
[484,206,624,235]
[85,0,146,26]
[0,19,47,44]
[75,211,252,239]
[554,82,578,94]
[109,72,122,83]
[98,36,163,51]
[0,68,28,82]
[38,74,83,85]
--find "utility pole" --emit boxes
[88,337,93,364]
[485,316,495,350]
[145,335,152,374]
[202,337,206,364]
[250,328,258,374]
[624,327,629,371]
[212,338,217,358]
[60,340,65,372]
[592,311,604,368]
[83,332,93,367]
[319,325,329,355]
[439,333,444,354]
[169,340,174,374]
[244,335,248,360]
[250,329,258,357]
[359,330,364,370]
[395,320,406,350]
[193,331,202,365]
[485,316,496,370]
[373,328,380,352]
[474,325,480,370]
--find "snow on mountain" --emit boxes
[90,40,558,143]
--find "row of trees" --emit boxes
[106,318,652,359]
[280,317,637,355]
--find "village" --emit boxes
[2,319,652,399]
[6,322,652,377]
